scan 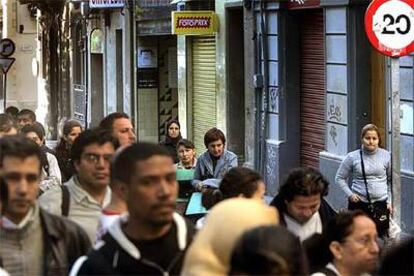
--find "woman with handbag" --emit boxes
[335,124,392,238]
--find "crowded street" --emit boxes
[0,0,413,275]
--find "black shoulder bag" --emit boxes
[360,149,390,237]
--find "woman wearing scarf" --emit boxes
[160,119,182,163]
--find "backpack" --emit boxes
[40,150,50,177]
[61,185,70,217]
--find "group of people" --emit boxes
[0,106,412,276]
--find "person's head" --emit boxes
[71,128,117,190]
[17,109,36,128]
[5,106,19,118]
[62,120,82,146]
[166,119,181,140]
[181,198,279,276]
[177,139,196,166]
[0,113,18,137]
[20,123,45,147]
[379,237,413,275]
[230,225,308,275]
[201,187,222,210]
[220,167,266,200]
[278,167,329,224]
[204,127,226,158]
[361,123,381,152]
[99,112,136,147]
[324,210,379,275]
[112,142,177,227]
[0,135,42,223]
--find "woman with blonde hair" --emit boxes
[335,124,392,237]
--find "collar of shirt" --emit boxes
[176,158,197,170]
[326,263,341,275]
[2,205,37,230]
[283,212,322,241]
[70,175,111,208]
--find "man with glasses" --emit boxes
[0,136,90,275]
[313,210,380,276]
[39,128,116,243]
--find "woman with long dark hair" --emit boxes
[160,119,182,163]
[55,120,82,182]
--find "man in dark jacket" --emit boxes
[71,142,195,275]
[270,167,336,242]
[0,135,91,275]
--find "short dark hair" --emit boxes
[324,210,368,261]
[112,142,172,184]
[278,167,329,202]
[177,139,195,150]
[71,127,117,162]
[204,127,226,148]
[5,106,19,117]
[20,122,45,141]
[220,167,263,199]
[17,109,36,122]
[0,135,42,172]
[230,225,308,275]
[0,113,16,133]
[99,112,130,131]
[201,188,222,210]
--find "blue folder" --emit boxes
[185,192,207,216]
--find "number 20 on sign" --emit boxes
[365,0,414,57]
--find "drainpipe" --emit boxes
[257,0,269,174]
[252,0,262,170]
[128,0,137,134]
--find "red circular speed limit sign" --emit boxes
[365,0,414,57]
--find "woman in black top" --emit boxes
[55,120,82,182]
[160,119,182,163]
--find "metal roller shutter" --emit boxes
[299,10,325,169]
[192,36,217,154]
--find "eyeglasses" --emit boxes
[2,172,39,183]
[82,153,113,165]
[343,236,379,248]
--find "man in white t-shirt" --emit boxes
[270,167,336,241]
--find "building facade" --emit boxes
[1,0,37,114]
[174,0,413,231]
[242,0,414,231]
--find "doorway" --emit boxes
[298,10,325,169]
[226,6,245,163]
[90,53,104,126]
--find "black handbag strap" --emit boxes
[61,185,70,217]
[360,149,372,205]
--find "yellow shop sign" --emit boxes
[172,11,218,35]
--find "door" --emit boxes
[192,36,217,155]
[227,7,245,164]
[299,10,325,169]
